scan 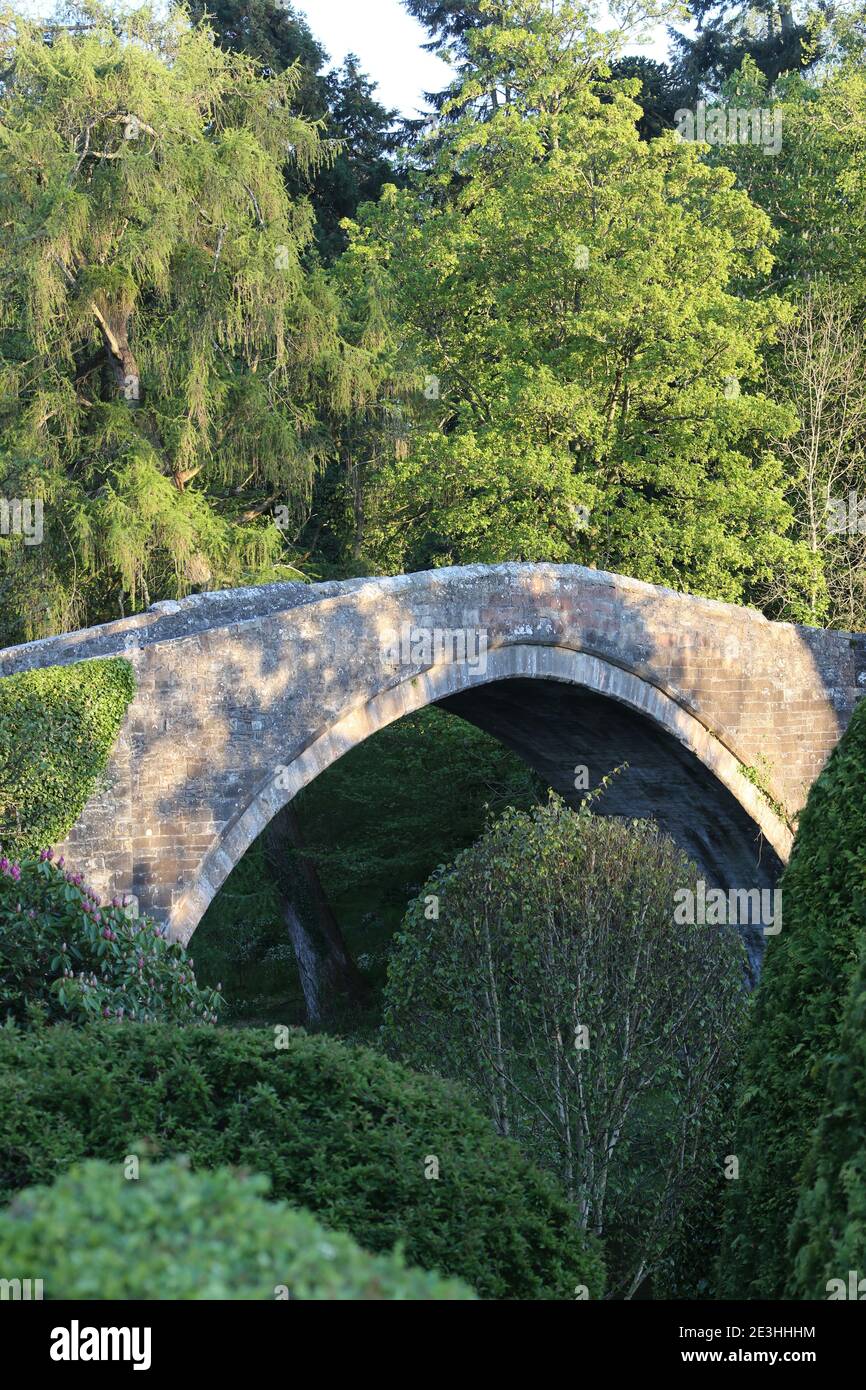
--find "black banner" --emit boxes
[4,1298,861,1375]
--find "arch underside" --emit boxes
[171,644,790,973]
[439,680,783,974]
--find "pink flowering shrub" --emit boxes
[0,849,222,1027]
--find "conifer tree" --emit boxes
[183,1,400,260]
[0,3,370,641]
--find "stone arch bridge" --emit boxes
[3,564,864,958]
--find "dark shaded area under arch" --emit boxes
[438,677,783,974]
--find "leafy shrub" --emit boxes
[0,1020,605,1300]
[788,942,866,1297]
[720,698,866,1298]
[0,658,135,854]
[0,852,221,1027]
[382,796,747,1298]
[0,1159,474,1300]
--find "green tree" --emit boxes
[404,0,692,141]
[670,0,821,102]
[401,0,487,117]
[764,283,866,629]
[607,54,692,138]
[338,0,817,614]
[184,1,400,260]
[315,56,401,262]
[720,698,866,1299]
[714,33,866,301]
[383,796,747,1297]
[177,2,403,578]
[708,36,866,629]
[184,0,328,87]
[0,3,369,642]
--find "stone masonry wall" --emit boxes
[2,563,864,938]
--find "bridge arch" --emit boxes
[169,640,793,948]
[5,560,859,957]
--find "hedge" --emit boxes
[0,657,136,854]
[788,941,866,1298]
[719,697,866,1298]
[0,1159,474,1300]
[0,1021,605,1300]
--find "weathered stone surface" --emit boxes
[2,563,863,957]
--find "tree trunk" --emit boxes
[263,802,369,1027]
[92,297,141,407]
[351,454,365,564]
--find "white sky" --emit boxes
[300,0,454,116]
[300,0,676,117]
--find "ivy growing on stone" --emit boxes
[0,657,135,855]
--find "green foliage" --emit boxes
[758,281,866,631]
[295,706,542,904]
[0,1158,473,1300]
[184,0,328,89]
[720,697,866,1298]
[740,756,790,826]
[334,0,817,615]
[788,941,866,1298]
[711,38,866,629]
[0,3,372,641]
[192,840,289,1007]
[0,658,135,854]
[184,2,400,260]
[0,852,222,1028]
[194,707,542,1007]
[670,0,816,101]
[382,795,747,1297]
[315,57,401,262]
[715,37,866,302]
[0,1020,604,1300]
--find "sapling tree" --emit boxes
[383,795,748,1297]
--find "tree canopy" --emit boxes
[333,0,816,613]
[0,3,371,641]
